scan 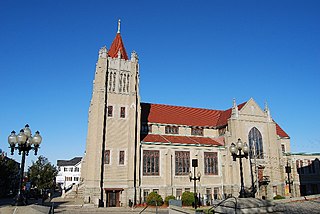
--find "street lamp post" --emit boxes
[8,124,42,206]
[229,138,249,198]
[285,161,293,195]
[189,159,201,209]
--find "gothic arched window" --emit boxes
[248,127,264,159]
[119,73,123,92]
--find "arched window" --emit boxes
[126,74,130,93]
[119,73,123,92]
[248,127,264,159]
[123,74,126,92]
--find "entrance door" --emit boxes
[106,190,121,207]
[107,192,117,207]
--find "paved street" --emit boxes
[1,196,320,213]
[273,198,320,214]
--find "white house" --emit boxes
[56,157,82,189]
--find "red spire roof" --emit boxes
[108,33,128,60]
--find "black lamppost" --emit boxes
[8,124,42,206]
[189,159,201,209]
[285,161,293,195]
[229,138,249,198]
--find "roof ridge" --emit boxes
[141,102,225,112]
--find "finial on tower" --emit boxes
[117,19,121,33]
[264,100,272,122]
[231,98,239,119]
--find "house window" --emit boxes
[185,188,190,192]
[165,126,179,134]
[104,150,110,164]
[248,127,264,159]
[206,188,212,202]
[143,190,149,203]
[191,127,203,136]
[153,189,159,194]
[281,144,285,153]
[204,152,218,175]
[119,151,125,165]
[64,167,67,172]
[74,177,79,181]
[107,106,113,117]
[213,187,219,200]
[143,150,159,176]
[176,189,182,199]
[69,167,73,172]
[58,167,61,171]
[120,107,126,118]
[65,177,72,181]
[74,167,80,172]
[175,151,190,175]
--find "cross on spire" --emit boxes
[117,19,121,33]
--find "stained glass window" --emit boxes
[143,150,159,176]
[248,127,264,159]
[175,151,190,175]
[204,152,218,175]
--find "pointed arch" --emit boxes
[248,127,264,159]
[119,73,123,92]
[126,74,130,93]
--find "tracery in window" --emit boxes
[204,152,218,175]
[175,151,190,175]
[143,150,159,176]
[248,127,264,159]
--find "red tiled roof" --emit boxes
[141,134,224,146]
[276,123,290,138]
[141,103,222,127]
[216,102,246,127]
[141,102,290,139]
[108,33,128,60]
[141,102,246,128]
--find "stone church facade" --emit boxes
[81,22,299,207]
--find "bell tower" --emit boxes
[82,20,140,207]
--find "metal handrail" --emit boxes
[139,200,159,214]
[139,204,149,214]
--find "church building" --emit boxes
[81,21,298,207]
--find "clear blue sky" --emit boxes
[1,0,319,167]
